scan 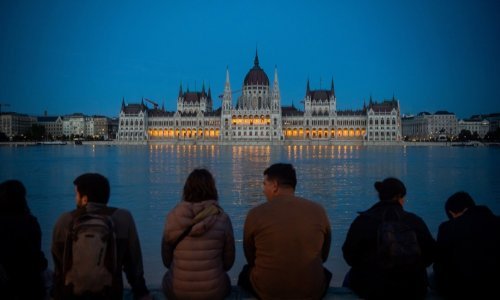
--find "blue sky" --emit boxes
[1,0,499,119]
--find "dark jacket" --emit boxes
[342,201,435,299]
[51,202,149,300]
[433,205,500,299]
[0,214,48,300]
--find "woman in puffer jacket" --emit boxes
[161,168,235,300]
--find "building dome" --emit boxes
[243,52,269,86]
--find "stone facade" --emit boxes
[117,53,402,144]
[0,113,36,138]
[402,111,458,140]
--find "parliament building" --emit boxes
[117,52,402,144]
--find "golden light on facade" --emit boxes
[231,117,271,126]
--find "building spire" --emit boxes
[306,78,310,96]
[273,65,280,100]
[254,48,259,67]
[121,97,125,110]
[224,66,231,93]
[178,82,183,97]
[331,78,335,97]
[273,66,279,91]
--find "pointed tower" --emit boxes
[223,67,232,112]
[304,79,312,115]
[221,67,233,140]
[121,97,125,111]
[200,81,207,113]
[177,82,184,112]
[329,78,337,116]
[272,66,281,111]
[270,65,283,141]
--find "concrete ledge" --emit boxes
[125,286,443,299]
[124,287,359,299]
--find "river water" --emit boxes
[1,144,499,287]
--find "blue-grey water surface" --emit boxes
[1,144,499,287]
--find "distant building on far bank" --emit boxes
[35,113,115,140]
[402,111,458,141]
[37,116,63,137]
[0,112,36,138]
[470,113,500,133]
[458,118,490,138]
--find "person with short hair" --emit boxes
[0,179,48,299]
[239,163,332,299]
[51,173,150,300]
[161,168,235,299]
[433,191,500,299]
[342,177,435,299]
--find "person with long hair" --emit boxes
[0,180,48,299]
[161,168,235,299]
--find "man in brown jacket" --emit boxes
[239,163,332,299]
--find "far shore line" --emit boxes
[1,140,499,147]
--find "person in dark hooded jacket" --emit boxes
[433,191,500,299]
[161,168,235,300]
[0,180,48,300]
[342,177,435,299]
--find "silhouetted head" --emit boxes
[182,168,218,203]
[73,173,110,204]
[374,177,407,203]
[0,179,30,216]
[263,163,297,190]
[445,191,476,220]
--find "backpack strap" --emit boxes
[63,206,118,275]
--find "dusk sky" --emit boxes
[1,0,499,119]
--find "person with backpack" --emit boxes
[433,192,500,299]
[51,173,151,300]
[0,179,48,299]
[161,168,235,299]
[342,177,435,299]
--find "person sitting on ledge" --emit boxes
[238,163,332,299]
[0,179,48,300]
[161,168,235,300]
[433,191,500,299]
[342,177,435,299]
[51,173,151,300]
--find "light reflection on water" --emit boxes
[1,145,499,287]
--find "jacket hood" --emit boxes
[175,200,221,237]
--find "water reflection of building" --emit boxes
[117,52,402,144]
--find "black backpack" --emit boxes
[63,207,118,296]
[376,209,422,270]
